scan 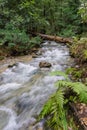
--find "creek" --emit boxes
[0,41,73,130]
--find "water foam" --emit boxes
[0,106,18,130]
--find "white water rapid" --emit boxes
[0,41,73,130]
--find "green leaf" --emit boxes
[51,71,69,81]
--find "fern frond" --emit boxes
[39,71,87,129]
[39,88,68,130]
[55,80,87,103]
[79,91,87,103]
[55,89,64,108]
[51,71,69,80]
[71,82,87,94]
[40,98,52,118]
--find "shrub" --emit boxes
[0,29,42,56]
[70,37,87,63]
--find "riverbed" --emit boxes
[0,41,73,130]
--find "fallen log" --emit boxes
[37,33,73,43]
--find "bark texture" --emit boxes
[37,33,73,43]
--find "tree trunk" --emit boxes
[37,33,73,43]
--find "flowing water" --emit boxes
[0,41,73,130]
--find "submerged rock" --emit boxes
[39,61,52,68]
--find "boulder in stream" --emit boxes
[39,61,52,68]
[8,63,18,68]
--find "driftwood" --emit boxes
[37,33,73,43]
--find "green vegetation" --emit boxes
[70,38,87,63]
[39,34,87,129]
[39,71,87,130]
[0,29,42,56]
[0,0,81,35]
[68,37,87,84]
[0,0,87,57]
[0,0,87,129]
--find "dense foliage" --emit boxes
[0,0,83,35]
[70,38,87,63]
[0,0,87,58]
[0,29,42,56]
[68,37,87,83]
[39,71,87,130]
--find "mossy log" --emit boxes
[37,33,73,43]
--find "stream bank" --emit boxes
[67,38,87,130]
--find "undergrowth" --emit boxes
[39,71,87,130]
[68,37,87,83]
[70,37,87,63]
[0,29,42,56]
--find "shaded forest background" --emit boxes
[0,0,87,57]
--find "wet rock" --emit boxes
[31,48,39,53]
[32,53,38,58]
[32,48,38,51]
[39,61,52,68]
[32,49,42,58]
[8,63,18,68]
[36,50,42,56]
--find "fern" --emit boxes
[40,97,53,118]
[79,91,87,103]
[55,80,87,103]
[40,88,68,130]
[39,71,87,130]
[51,71,69,81]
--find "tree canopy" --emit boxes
[0,0,86,35]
